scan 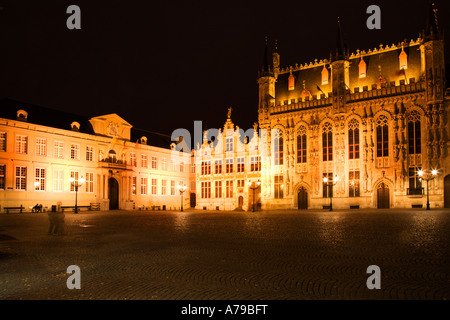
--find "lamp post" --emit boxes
[178,183,187,212]
[248,180,261,212]
[70,176,84,213]
[323,176,339,211]
[418,169,438,210]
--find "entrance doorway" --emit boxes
[444,175,450,208]
[108,178,119,210]
[298,187,308,210]
[238,196,244,209]
[377,183,390,209]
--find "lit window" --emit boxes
[321,66,329,85]
[226,180,233,198]
[274,175,283,199]
[349,171,360,198]
[215,160,222,174]
[376,115,389,157]
[226,159,233,173]
[399,48,408,70]
[408,167,423,195]
[250,156,261,172]
[0,165,5,190]
[237,157,245,172]
[151,179,157,195]
[348,119,360,160]
[161,180,167,195]
[297,126,307,164]
[141,154,148,168]
[288,72,295,91]
[54,141,64,158]
[70,171,79,192]
[0,132,6,152]
[322,123,333,162]
[70,144,80,160]
[35,168,46,191]
[408,111,421,155]
[15,166,27,190]
[140,177,147,195]
[359,58,367,78]
[274,130,284,166]
[215,181,222,198]
[132,176,137,195]
[151,156,157,169]
[15,135,28,154]
[86,146,94,161]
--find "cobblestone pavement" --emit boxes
[0,209,449,300]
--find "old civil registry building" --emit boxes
[1,3,449,212]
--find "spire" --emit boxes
[331,17,348,62]
[424,1,442,41]
[259,36,274,77]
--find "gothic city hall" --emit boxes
[1,3,449,212]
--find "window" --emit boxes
[130,153,137,166]
[288,72,295,90]
[15,166,27,190]
[348,119,360,160]
[201,161,211,175]
[321,66,329,85]
[141,177,148,195]
[226,180,233,198]
[399,48,408,70]
[179,161,184,173]
[54,141,64,158]
[161,180,167,195]
[226,159,233,173]
[215,181,222,198]
[226,137,233,152]
[54,169,64,192]
[201,181,211,199]
[376,115,389,157]
[85,172,94,193]
[70,144,80,160]
[171,180,176,195]
[141,155,148,168]
[215,160,222,174]
[151,179,157,195]
[322,123,333,162]
[237,157,245,172]
[151,156,157,169]
[70,171,79,192]
[349,171,360,197]
[408,167,423,195]
[0,132,6,152]
[274,131,284,166]
[274,175,283,199]
[323,172,333,198]
[35,168,46,191]
[86,146,94,161]
[297,126,307,164]
[161,158,168,170]
[35,138,47,156]
[132,176,137,195]
[15,135,28,154]
[191,163,195,173]
[359,58,367,78]
[408,110,421,155]
[237,179,245,188]
[250,156,261,172]
[0,165,5,189]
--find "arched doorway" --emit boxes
[377,182,390,209]
[108,178,119,210]
[238,196,244,209]
[298,187,308,210]
[444,175,450,208]
[190,193,196,208]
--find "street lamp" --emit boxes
[418,169,438,210]
[177,183,187,212]
[323,176,339,211]
[70,176,84,213]
[248,180,261,212]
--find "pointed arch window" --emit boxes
[348,119,360,160]
[408,110,421,155]
[288,72,295,91]
[297,126,307,164]
[274,130,284,166]
[321,66,329,85]
[376,115,389,157]
[359,58,367,78]
[399,48,408,70]
[322,122,333,162]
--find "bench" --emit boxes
[61,205,91,212]
[4,206,25,214]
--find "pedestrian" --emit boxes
[33,203,39,213]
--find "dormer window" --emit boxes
[140,136,147,145]
[321,66,329,85]
[288,72,295,91]
[399,48,408,70]
[71,121,80,131]
[359,58,367,78]
[17,110,28,121]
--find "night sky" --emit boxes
[0,0,449,137]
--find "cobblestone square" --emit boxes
[0,209,449,300]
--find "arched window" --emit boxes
[274,130,284,166]
[288,72,295,91]
[322,122,333,162]
[399,48,408,70]
[321,66,329,85]
[359,58,367,78]
[408,110,421,155]
[348,119,360,160]
[297,126,307,164]
[376,115,389,157]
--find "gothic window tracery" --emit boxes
[322,122,333,162]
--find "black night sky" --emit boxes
[0,0,449,137]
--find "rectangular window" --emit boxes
[0,165,5,190]
[226,180,233,198]
[35,168,46,191]
[408,121,421,155]
[408,167,423,195]
[171,180,176,195]
[54,169,64,192]
[54,141,64,158]
[130,153,137,166]
[70,171,79,192]
[348,129,360,160]
[0,132,6,152]
[237,157,244,172]
[86,146,94,161]
[201,161,211,175]
[349,171,360,198]
[201,181,211,199]
[179,161,184,173]
[142,154,148,168]
[141,177,148,195]
[70,144,80,160]
[190,163,195,173]
[15,166,27,190]
[323,132,333,162]
[323,172,333,198]
[250,156,261,172]
[151,156,157,169]
[376,125,389,157]
[215,160,222,174]
[226,137,233,152]
[215,181,222,198]
[162,158,168,170]
[274,136,284,165]
[297,135,307,163]
[132,176,137,195]
[274,175,283,199]
[85,172,94,193]
[161,180,167,195]
[226,159,233,173]
[15,135,28,154]
[35,138,47,156]
[151,178,157,195]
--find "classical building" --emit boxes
[0,99,191,212]
[256,3,449,210]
